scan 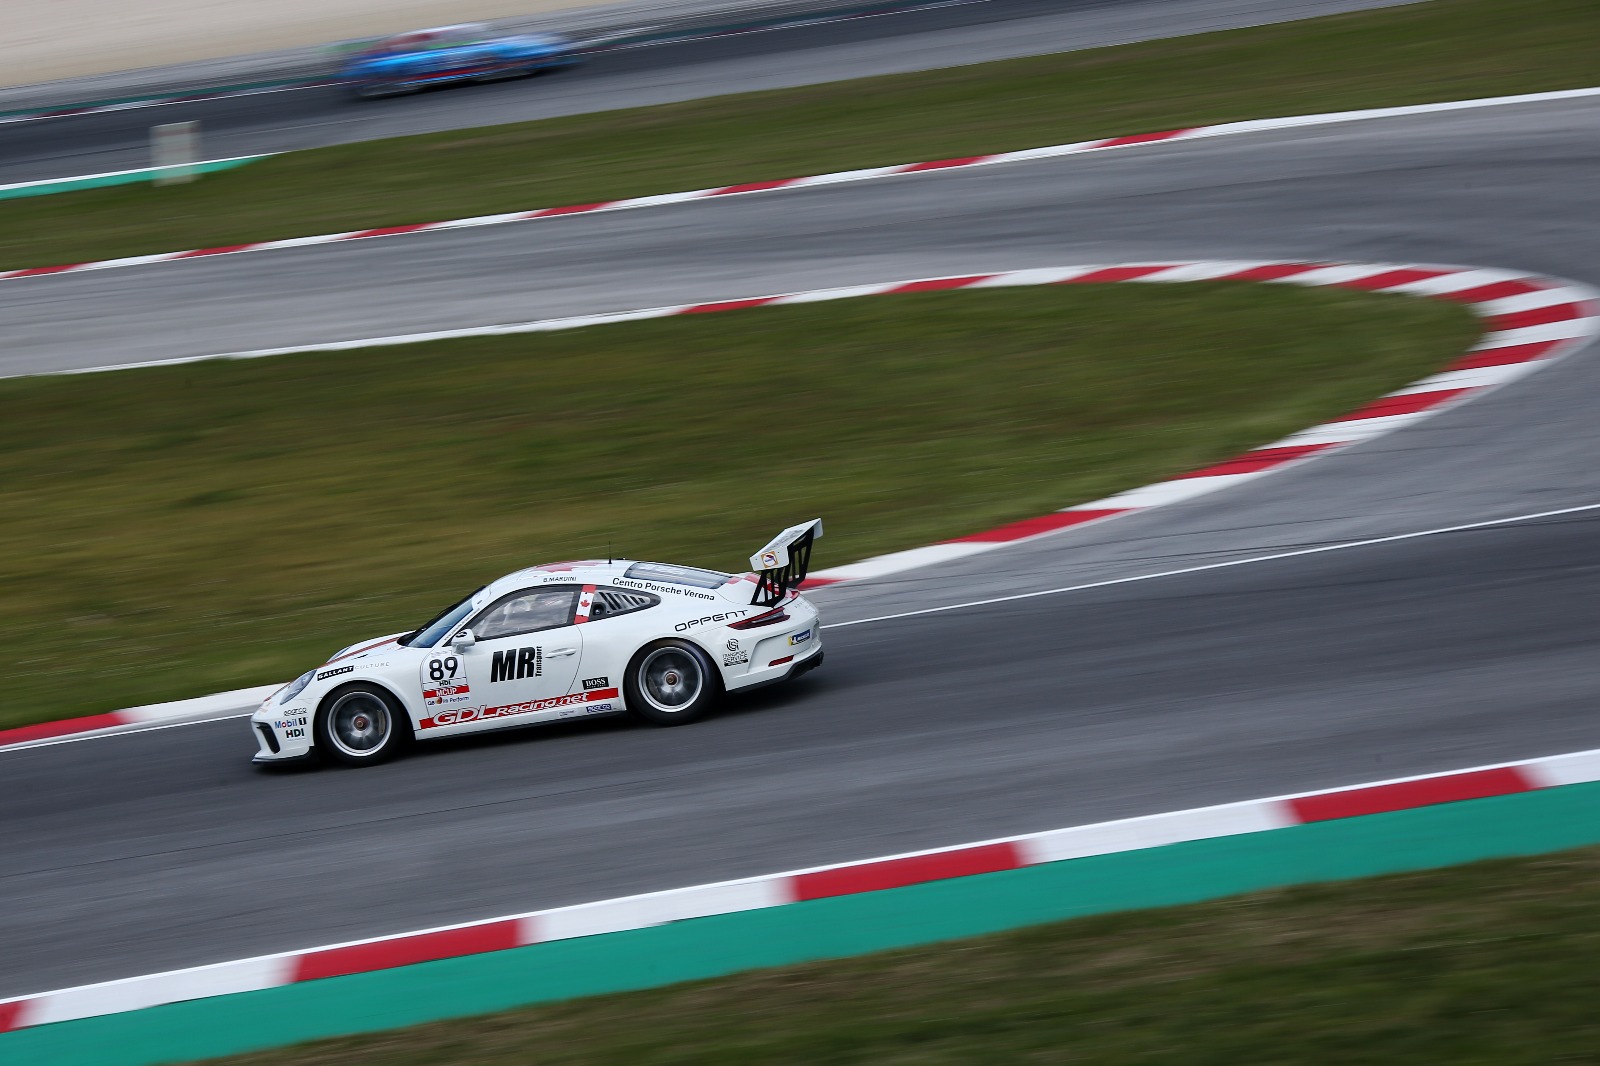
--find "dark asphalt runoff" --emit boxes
[0,0,1422,184]
[3,0,1599,1002]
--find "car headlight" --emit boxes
[279,669,316,705]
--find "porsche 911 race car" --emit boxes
[338,23,578,99]
[252,521,824,767]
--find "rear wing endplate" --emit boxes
[749,519,824,607]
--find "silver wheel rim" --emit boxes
[638,647,703,714]
[326,692,391,757]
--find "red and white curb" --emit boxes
[3,85,1597,286]
[5,744,1599,1033]
[63,259,1600,582]
[0,685,278,752]
[799,261,1600,584]
[6,258,1597,752]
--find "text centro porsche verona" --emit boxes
[252,521,825,767]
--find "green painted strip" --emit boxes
[0,157,264,201]
[10,780,1600,1066]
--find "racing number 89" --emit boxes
[428,656,460,682]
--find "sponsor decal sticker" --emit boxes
[422,687,619,729]
[723,651,749,667]
[423,654,470,703]
[615,577,716,601]
[574,584,597,624]
[674,610,749,632]
[789,628,813,646]
[582,676,610,691]
[760,550,780,569]
[316,665,354,681]
[490,646,543,683]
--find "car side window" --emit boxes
[469,587,578,641]
[587,589,659,622]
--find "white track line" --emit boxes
[830,502,1600,628]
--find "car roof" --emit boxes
[381,24,491,48]
[478,559,747,603]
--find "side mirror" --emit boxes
[450,628,476,652]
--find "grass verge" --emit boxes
[203,844,1600,1065]
[4,0,1598,268]
[0,284,1476,728]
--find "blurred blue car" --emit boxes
[339,23,578,99]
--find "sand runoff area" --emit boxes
[4,0,603,88]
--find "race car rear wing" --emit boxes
[749,519,824,606]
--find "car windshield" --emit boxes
[400,587,483,648]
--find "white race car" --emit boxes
[252,520,824,767]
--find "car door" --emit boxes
[417,585,584,734]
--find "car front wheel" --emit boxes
[625,640,718,726]
[316,684,407,766]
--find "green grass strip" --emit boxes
[6,780,1599,1065]
[2,0,1597,268]
[0,285,1476,729]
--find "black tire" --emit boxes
[624,640,719,726]
[315,683,409,766]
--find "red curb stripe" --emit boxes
[531,202,611,217]
[1433,279,1547,303]
[791,841,1024,901]
[351,223,434,240]
[0,712,127,746]
[11,263,85,277]
[1485,302,1586,331]
[890,275,993,293]
[1173,443,1336,480]
[0,1000,27,1034]
[1095,128,1193,148]
[947,510,1125,543]
[177,244,256,259]
[711,178,802,195]
[1219,263,1324,282]
[681,297,779,314]
[1289,767,1536,823]
[1333,268,1451,291]
[293,919,523,982]
[1059,265,1170,284]
[1339,387,1472,421]
[1446,340,1562,371]
[899,155,988,172]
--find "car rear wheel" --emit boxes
[625,641,718,726]
[316,684,407,766]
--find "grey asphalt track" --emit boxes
[2,91,1598,999]
[0,0,1421,184]
[3,0,1600,1007]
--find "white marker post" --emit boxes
[151,121,199,185]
